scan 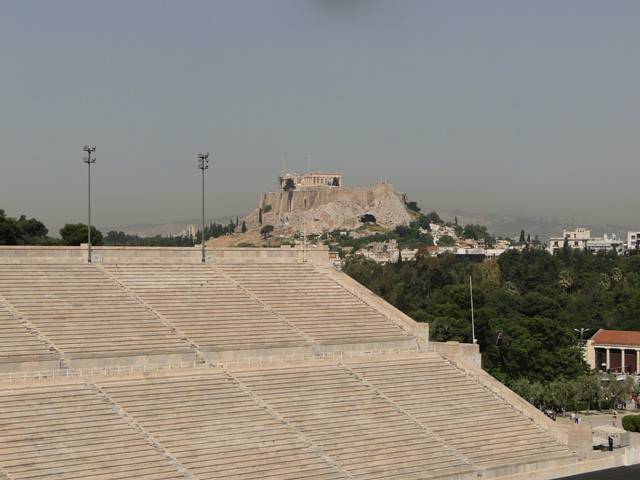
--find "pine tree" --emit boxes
[519,230,526,244]
[526,233,531,243]
[241,221,247,233]
[454,216,458,226]
[258,208,262,225]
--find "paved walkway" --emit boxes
[555,411,640,478]
[558,411,640,448]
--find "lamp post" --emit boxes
[574,328,590,346]
[470,275,477,344]
[82,145,96,263]
[197,152,210,263]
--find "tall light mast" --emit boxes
[82,145,96,263]
[470,275,477,344]
[197,152,210,263]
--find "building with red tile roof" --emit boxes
[586,329,640,373]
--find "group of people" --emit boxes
[543,409,582,423]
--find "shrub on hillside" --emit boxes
[260,225,274,240]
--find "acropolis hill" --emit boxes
[244,173,413,235]
[0,245,635,479]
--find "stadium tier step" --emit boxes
[0,303,60,372]
[345,354,578,471]
[0,382,185,480]
[0,264,195,367]
[103,264,311,358]
[97,372,346,480]
[233,364,475,479]
[219,264,415,348]
[0,357,583,480]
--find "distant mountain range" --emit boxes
[106,215,242,237]
[439,209,635,242]
[106,209,634,243]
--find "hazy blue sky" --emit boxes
[1,1,639,233]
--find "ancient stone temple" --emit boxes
[278,171,343,190]
[0,245,629,479]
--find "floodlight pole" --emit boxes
[197,153,210,263]
[574,327,590,345]
[82,145,96,263]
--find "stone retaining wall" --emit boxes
[0,245,330,265]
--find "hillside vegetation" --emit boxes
[345,247,640,385]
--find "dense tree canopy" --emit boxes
[462,224,494,246]
[438,235,456,247]
[423,211,443,225]
[0,210,51,245]
[105,231,194,247]
[59,223,103,246]
[344,248,640,385]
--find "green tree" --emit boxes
[603,374,627,408]
[405,201,420,213]
[578,373,602,413]
[438,235,456,247]
[519,230,526,244]
[60,223,103,246]
[0,210,51,245]
[548,380,577,415]
[0,210,20,244]
[511,377,533,404]
[260,224,274,240]
[530,381,545,408]
[424,211,442,225]
[463,224,492,242]
[241,221,247,233]
[412,214,431,230]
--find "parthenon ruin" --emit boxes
[278,171,343,190]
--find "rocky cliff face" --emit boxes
[244,183,412,234]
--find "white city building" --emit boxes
[628,231,640,253]
[548,227,624,254]
[587,234,624,254]
[548,228,591,253]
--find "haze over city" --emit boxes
[2,0,639,234]
[5,3,640,479]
